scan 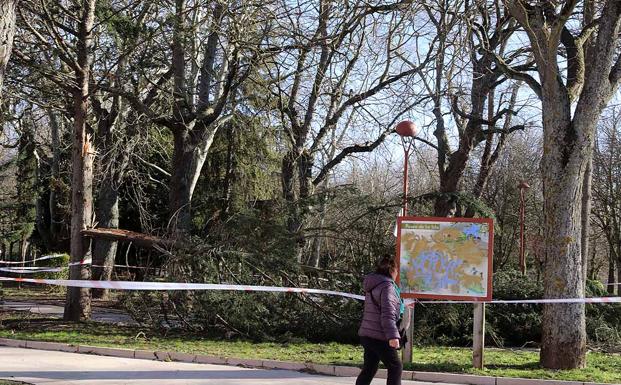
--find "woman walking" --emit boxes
[356,254,405,385]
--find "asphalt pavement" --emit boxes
[0,347,460,385]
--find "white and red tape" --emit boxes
[0,254,66,265]
[1,276,620,305]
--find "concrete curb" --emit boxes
[0,338,607,385]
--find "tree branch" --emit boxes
[560,26,584,101]
[480,124,525,136]
[492,53,542,100]
[312,130,390,186]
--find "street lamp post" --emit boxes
[518,180,530,275]
[395,120,417,364]
[396,120,418,216]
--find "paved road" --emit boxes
[0,301,135,324]
[0,347,459,385]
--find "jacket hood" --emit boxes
[363,273,393,292]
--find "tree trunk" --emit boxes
[540,175,587,368]
[607,255,615,295]
[539,108,589,369]
[0,0,17,99]
[91,182,119,300]
[169,132,194,233]
[48,110,62,245]
[35,190,52,250]
[617,261,621,297]
[221,125,235,217]
[434,149,468,217]
[20,237,28,265]
[581,157,593,283]
[169,126,216,233]
[281,149,305,262]
[297,150,313,200]
[501,2,621,367]
[65,89,94,320]
[64,0,97,322]
[281,149,298,232]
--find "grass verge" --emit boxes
[0,312,619,383]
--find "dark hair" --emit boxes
[375,254,397,277]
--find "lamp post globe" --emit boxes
[396,120,418,138]
[396,120,417,218]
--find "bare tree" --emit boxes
[502,0,621,369]
[267,0,432,261]
[17,0,100,320]
[0,0,18,99]
[65,0,97,321]
[415,0,527,216]
[102,1,278,233]
[89,1,156,300]
[592,106,621,296]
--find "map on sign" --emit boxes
[397,217,493,300]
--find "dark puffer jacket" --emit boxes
[358,273,400,341]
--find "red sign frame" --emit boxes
[396,216,494,301]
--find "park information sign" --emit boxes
[396,217,494,301]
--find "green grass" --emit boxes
[0,284,119,307]
[0,285,65,301]
[1,315,620,383]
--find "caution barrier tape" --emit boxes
[408,297,621,305]
[0,277,367,301]
[0,254,66,265]
[1,276,621,305]
[0,267,64,274]
[91,264,157,270]
[0,263,155,273]
[68,258,92,266]
[67,259,154,270]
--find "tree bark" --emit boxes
[91,61,125,299]
[297,150,313,200]
[64,0,97,322]
[607,255,615,295]
[617,262,621,297]
[48,110,62,245]
[169,125,217,233]
[221,125,235,217]
[169,131,194,232]
[0,0,17,99]
[91,182,119,300]
[503,0,621,369]
[581,157,593,284]
[538,98,590,369]
[165,0,234,234]
[281,149,305,262]
[35,189,52,250]
[281,149,298,231]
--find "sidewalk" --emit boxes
[0,346,452,385]
[0,339,602,385]
[0,300,135,324]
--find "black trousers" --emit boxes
[355,336,402,385]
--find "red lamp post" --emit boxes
[395,120,418,363]
[396,120,418,216]
[518,180,530,275]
